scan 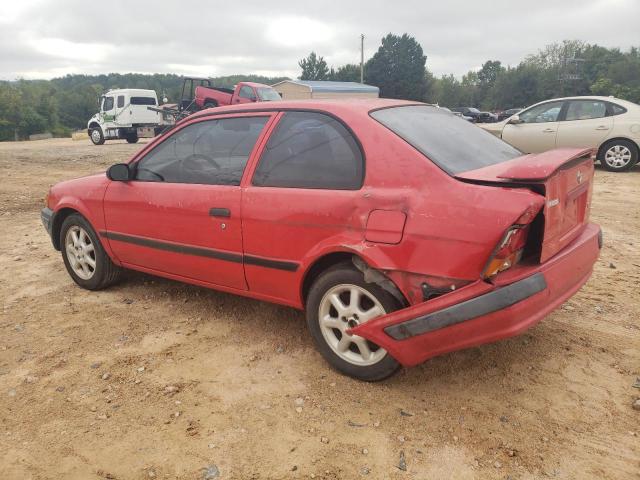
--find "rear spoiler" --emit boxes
[455,148,594,183]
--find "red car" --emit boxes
[42,100,602,381]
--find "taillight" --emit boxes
[483,225,530,278]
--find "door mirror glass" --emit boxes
[107,163,131,182]
[508,115,522,124]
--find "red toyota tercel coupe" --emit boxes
[42,100,602,381]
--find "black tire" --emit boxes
[204,100,218,109]
[89,126,105,145]
[305,263,401,381]
[598,139,638,172]
[126,134,139,144]
[59,213,122,290]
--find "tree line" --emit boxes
[0,73,287,141]
[299,36,640,110]
[1,36,639,141]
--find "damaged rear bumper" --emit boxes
[350,223,602,367]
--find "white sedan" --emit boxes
[480,96,640,172]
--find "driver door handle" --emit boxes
[542,128,556,133]
[595,125,609,130]
[209,208,231,218]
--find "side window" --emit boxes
[102,96,114,111]
[135,116,269,186]
[252,111,364,190]
[117,95,125,108]
[565,100,606,121]
[519,101,564,123]
[239,86,256,100]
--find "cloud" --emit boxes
[1,0,638,80]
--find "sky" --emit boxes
[0,0,638,81]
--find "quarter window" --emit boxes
[252,112,364,190]
[519,101,564,123]
[135,116,269,185]
[117,95,125,108]
[609,103,627,116]
[130,97,157,106]
[565,100,606,121]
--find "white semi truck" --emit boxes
[87,89,171,145]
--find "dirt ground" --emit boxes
[0,138,638,480]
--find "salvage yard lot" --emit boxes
[0,138,638,479]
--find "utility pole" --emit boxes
[360,34,364,83]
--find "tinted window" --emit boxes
[565,100,606,121]
[519,101,564,123]
[239,86,256,100]
[117,95,125,108]
[253,112,363,189]
[130,96,156,105]
[102,97,114,111]
[135,116,268,185]
[371,105,521,175]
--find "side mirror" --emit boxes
[508,115,523,125]
[107,163,131,182]
[250,97,257,102]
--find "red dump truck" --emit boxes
[194,81,282,109]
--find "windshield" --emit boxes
[371,105,522,175]
[257,87,281,101]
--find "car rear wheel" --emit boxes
[306,264,401,381]
[60,214,122,290]
[90,127,105,145]
[599,139,638,172]
[204,100,218,109]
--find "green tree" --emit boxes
[298,52,329,80]
[329,64,361,82]
[365,33,427,100]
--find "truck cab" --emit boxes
[88,89,165,145]
[194,81,281,109]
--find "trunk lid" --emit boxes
[456,148,594,262]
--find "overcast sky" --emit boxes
[1,0,638,81]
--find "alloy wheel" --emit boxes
[65,226,96,280]
[604,145,632,169]
[318,284,387,366]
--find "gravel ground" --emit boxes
[0,138,638,479]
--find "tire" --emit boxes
[305,263,401,381]
[204,101,218,109]
[598,139,638,172]
[90,126,105,145]
[59,213,122,290]
[126,134,139,144]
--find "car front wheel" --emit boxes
[306,264,401,381]
[60,213,122,290]
[599,139,638,172]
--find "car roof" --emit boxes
[106,88,157,96]
[530,95,638,108]
[185,98,424,122]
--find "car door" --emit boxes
[501,100,566,153]
[101,95,116,128]
[102,113,274,290]
[241,111,365,304]
[555,99,613,149]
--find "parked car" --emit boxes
[452,107,497,123]
[497,108,523,122]
[451,107,480,121]
[42,100,601,381]
[88,89,169,145]
[440,106,473,122]
[195,81,281,109]
[481,96,640,171]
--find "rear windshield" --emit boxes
[130,96,157,106]
[371,105,522,174]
